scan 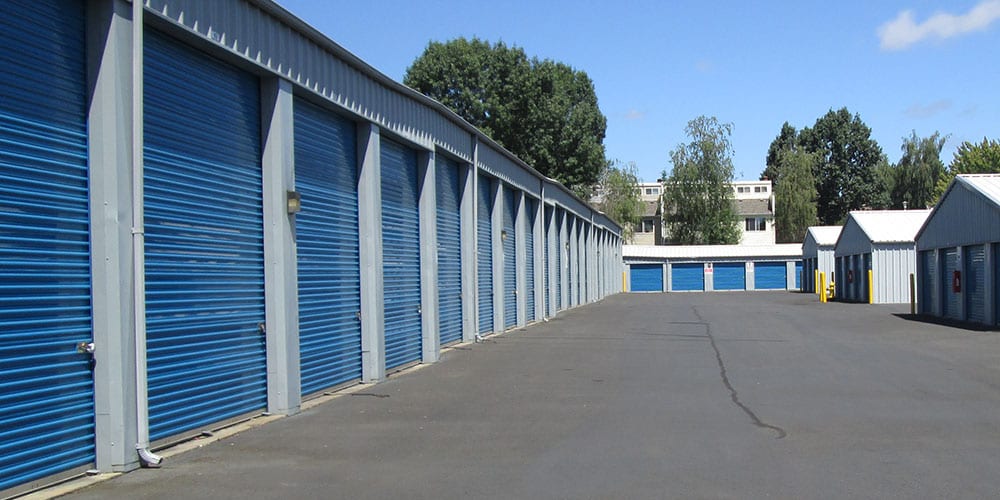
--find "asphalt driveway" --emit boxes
[62,292,1000,499]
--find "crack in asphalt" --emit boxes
[689,307,787,440]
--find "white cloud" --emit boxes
[904,99,952,118]
[624,109,645,121]
[878,0,1000,51]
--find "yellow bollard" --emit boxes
[868,269,874,305]
[909,273,916,315]
[814,269,820,295]
[622,271,627,292]
[819,272,826,303]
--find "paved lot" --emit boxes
[63,292,1000,499]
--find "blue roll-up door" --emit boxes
[755,262,786,290]
[672,263,704,291]
[846,255,857,301]
[965,245,985,324]
[919,250,936,315]
[0,1,95,490]
[477,175,493,334]
[436,156,463,345]
[293,99,361,395]
[942,248,960,320]
[544,206,552,317]
[795,261,803,290]
[714,263,745,291]
[630,264,663,292]
[381,140,422,370]
[995,244,1000,326]
[502,187,517,329]
[555,210,563,311]
[525,197,536,322]
[862,253,871,303]
[144,30,267,441]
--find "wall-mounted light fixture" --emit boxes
[286,190,302,214]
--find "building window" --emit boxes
[755,186,767,193]
[645,188,653,195]
[745,217,766,231]
[641,219,655,233]
[736,186,748,193]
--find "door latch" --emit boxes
[257,322,266,334]
[77,342,95,354]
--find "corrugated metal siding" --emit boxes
[502,187,517,329]
[965,245,986,324]
[672,263,704,291]
[919,251,936,314]
[555,209,563,310]
[294,98,362,394]
[544,205,552,317]
[144,0,473,163]
[630,264,663,292]
[714,263,745,291]
[917,182,1000,250]
[0,0,95,490]
[476,175,493,333]
[996,243,1000,326]
[477,146,541,200]
[380,139,423,369]
[834,218,871,258]
[436,156,463,346]
[755,262,786,290]
[524,197,536,322]
[871,244,916,304]
[942,248,960,320]
[143,29,267,441]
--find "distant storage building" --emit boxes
[802,226,842,293]
[623,244,802,292]
[915,174,1000,326]
[833,210,931,304]
[0,1,621,494]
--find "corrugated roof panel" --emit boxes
[849,210,931,244]
[806,226,842,246]
[958,174,1000,207]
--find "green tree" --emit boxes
[595,160,643,241]
[773,149,818,243]
[662,116,741,245]
[886,131,947,209]
[934,137,1000,198]
[404,37,607,191]
[761,121,798,185]
[798,108,885,225]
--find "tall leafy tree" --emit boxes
[761,121,798,185]
[662,116,741,245]
[798,108,886,225]
[934,137,1000,199]
[404,37,607,191]
[595,160,643,241]
[887,131,947,209]
[773,149,818,243]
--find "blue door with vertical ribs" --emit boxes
[713,263,745,291]
[381,140,422,369]
[556,210,563,311]
[293,98,361,395]
[502,187,517,329]
[942,248,959,320]
[477,175,493,334]
[436,156,463,345]
[919,250,936,315]
[525,197,536,322]
[795,261,803,290]
[630,264,663,292]
[144,29,267,441]
[672,263,704,291]
[0,1,95,491]
[755,262,786,290]
[965,245,985,324]
[544,205,552,317]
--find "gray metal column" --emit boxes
[786,261,796,290]
[515,192,526,326]
[261,78,300,415]
[569,216,578,307]
[545,202,557,318]
[357,124,385,382]
[492,181,504,333]
[418,151,440,362]
[533,194,545,319]
[86,0,139,473]
[560,210,569,310]
[665,262,672,292]
[460,145,477,342]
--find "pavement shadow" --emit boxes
[893,313,999,332]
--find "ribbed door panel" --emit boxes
[143,30,267,441]
[544,206,552,317]
[943,249,959,320]
[672,263,704,291]
[965,245,985,324]
[381,140,422,369]
[795,261,803,290]
[713,263,745,291]
[525,197,536,322]
[919,251,936,314]
[630,264,663,292]
[436,157,463,345]
[0,1,95,490]
[996,244,1000,326]
[556,210,563,310]
[293,99,362,394]
[477,175,493,333]
[862,253,871,303]
[502,188,517,328]
[755,262,786,290]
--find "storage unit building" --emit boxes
[833,210,931,305]
[623,244,802,292]
[0,1,622,494]
[801,226,841,293]
[915,174,1000,326]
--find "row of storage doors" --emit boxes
[4,16,597,491]
[919,245,996,325]
[835,254,871,303]
[629,262,792,292]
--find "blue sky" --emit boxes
[276,0,999,182]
